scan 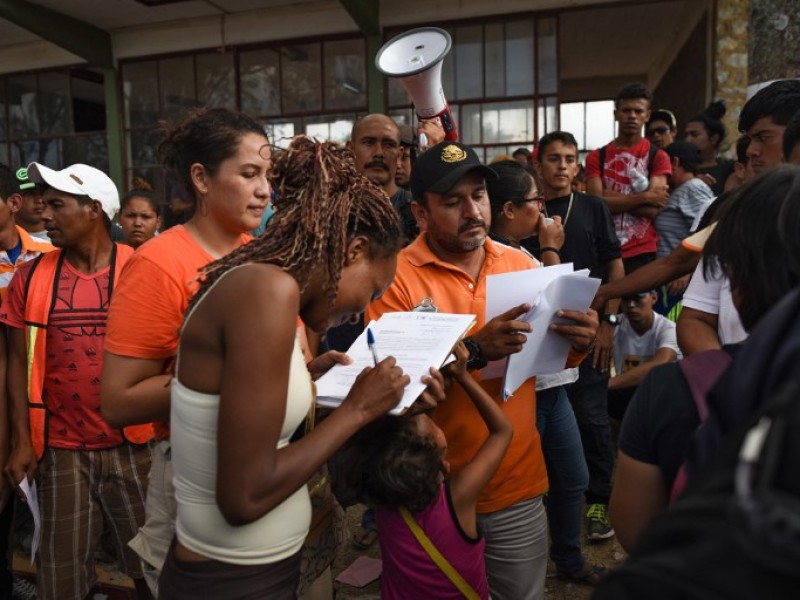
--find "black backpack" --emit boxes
[594,288,800,600]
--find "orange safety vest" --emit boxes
[23,244,154,459]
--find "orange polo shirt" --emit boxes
[367,234,584,514]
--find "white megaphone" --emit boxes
[375,27,458,143]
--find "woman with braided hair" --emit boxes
[158,135,410,599]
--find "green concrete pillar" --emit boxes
[339,0,384,113]
[366,34,386,114]
[103,68,125,190]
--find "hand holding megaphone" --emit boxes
[376,28,458,144]
[417,119,446,152]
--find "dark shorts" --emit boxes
[159,542,302,600]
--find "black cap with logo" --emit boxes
[15,167,36,192]
[410,141,497,199]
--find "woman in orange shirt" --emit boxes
[101,108,269,595]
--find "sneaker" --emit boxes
[12,576,37,600]
[586,503,615,541]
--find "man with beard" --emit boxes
[366,141,598,599]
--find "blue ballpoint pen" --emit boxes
[366,328,380,366]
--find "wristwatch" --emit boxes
[463,337,488,371]
[600,313,621,326]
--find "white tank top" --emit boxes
[170,266,314,565]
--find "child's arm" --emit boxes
[444,343,513,536]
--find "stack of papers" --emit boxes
[485,263,601,400]
[315,311,476,414]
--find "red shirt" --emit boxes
[2,259,123,450]
[585,138,671,258]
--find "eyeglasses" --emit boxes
[520,194,545,210]
[647,127,670,136]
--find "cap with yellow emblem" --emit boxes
[410,141,498,199]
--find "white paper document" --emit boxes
[19,478,41,563]
[485,264,601,400]
[315,311,476,414]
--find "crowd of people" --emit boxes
[0,75,798,600]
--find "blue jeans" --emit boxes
[567,357,614,505]
[537,386,589,575]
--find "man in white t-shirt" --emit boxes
[607,291,680,420]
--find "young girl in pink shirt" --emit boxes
[362,343,513,599]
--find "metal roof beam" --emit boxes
[0,0,114,67]
[339,0,379,36]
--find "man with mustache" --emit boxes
[350,113,417,244]
[367,141,598,600]
[585,83,672,275]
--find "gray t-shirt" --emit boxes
[654,178,714,257]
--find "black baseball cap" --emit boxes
[410,141,498,199]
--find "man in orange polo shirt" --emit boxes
[366,141,598,600]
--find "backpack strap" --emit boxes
[399,506,480,600]
[670,350,733,503]
[646,140,659,181]
[599,144,606,182]
[678,349,733,421]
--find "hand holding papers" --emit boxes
[315,312,476,415]
[18,478,41,562]
[486,264,601,400]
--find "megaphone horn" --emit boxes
[375,27,458,143]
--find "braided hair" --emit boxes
[189,135,402,312]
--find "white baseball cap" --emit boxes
[26,162,120,221]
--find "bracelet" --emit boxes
[540,247,560,257]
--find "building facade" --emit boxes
[0,0,771,199]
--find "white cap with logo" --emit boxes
[26,162,120,221]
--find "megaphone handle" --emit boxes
[439,109,458,141]
[418,132,429,152]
